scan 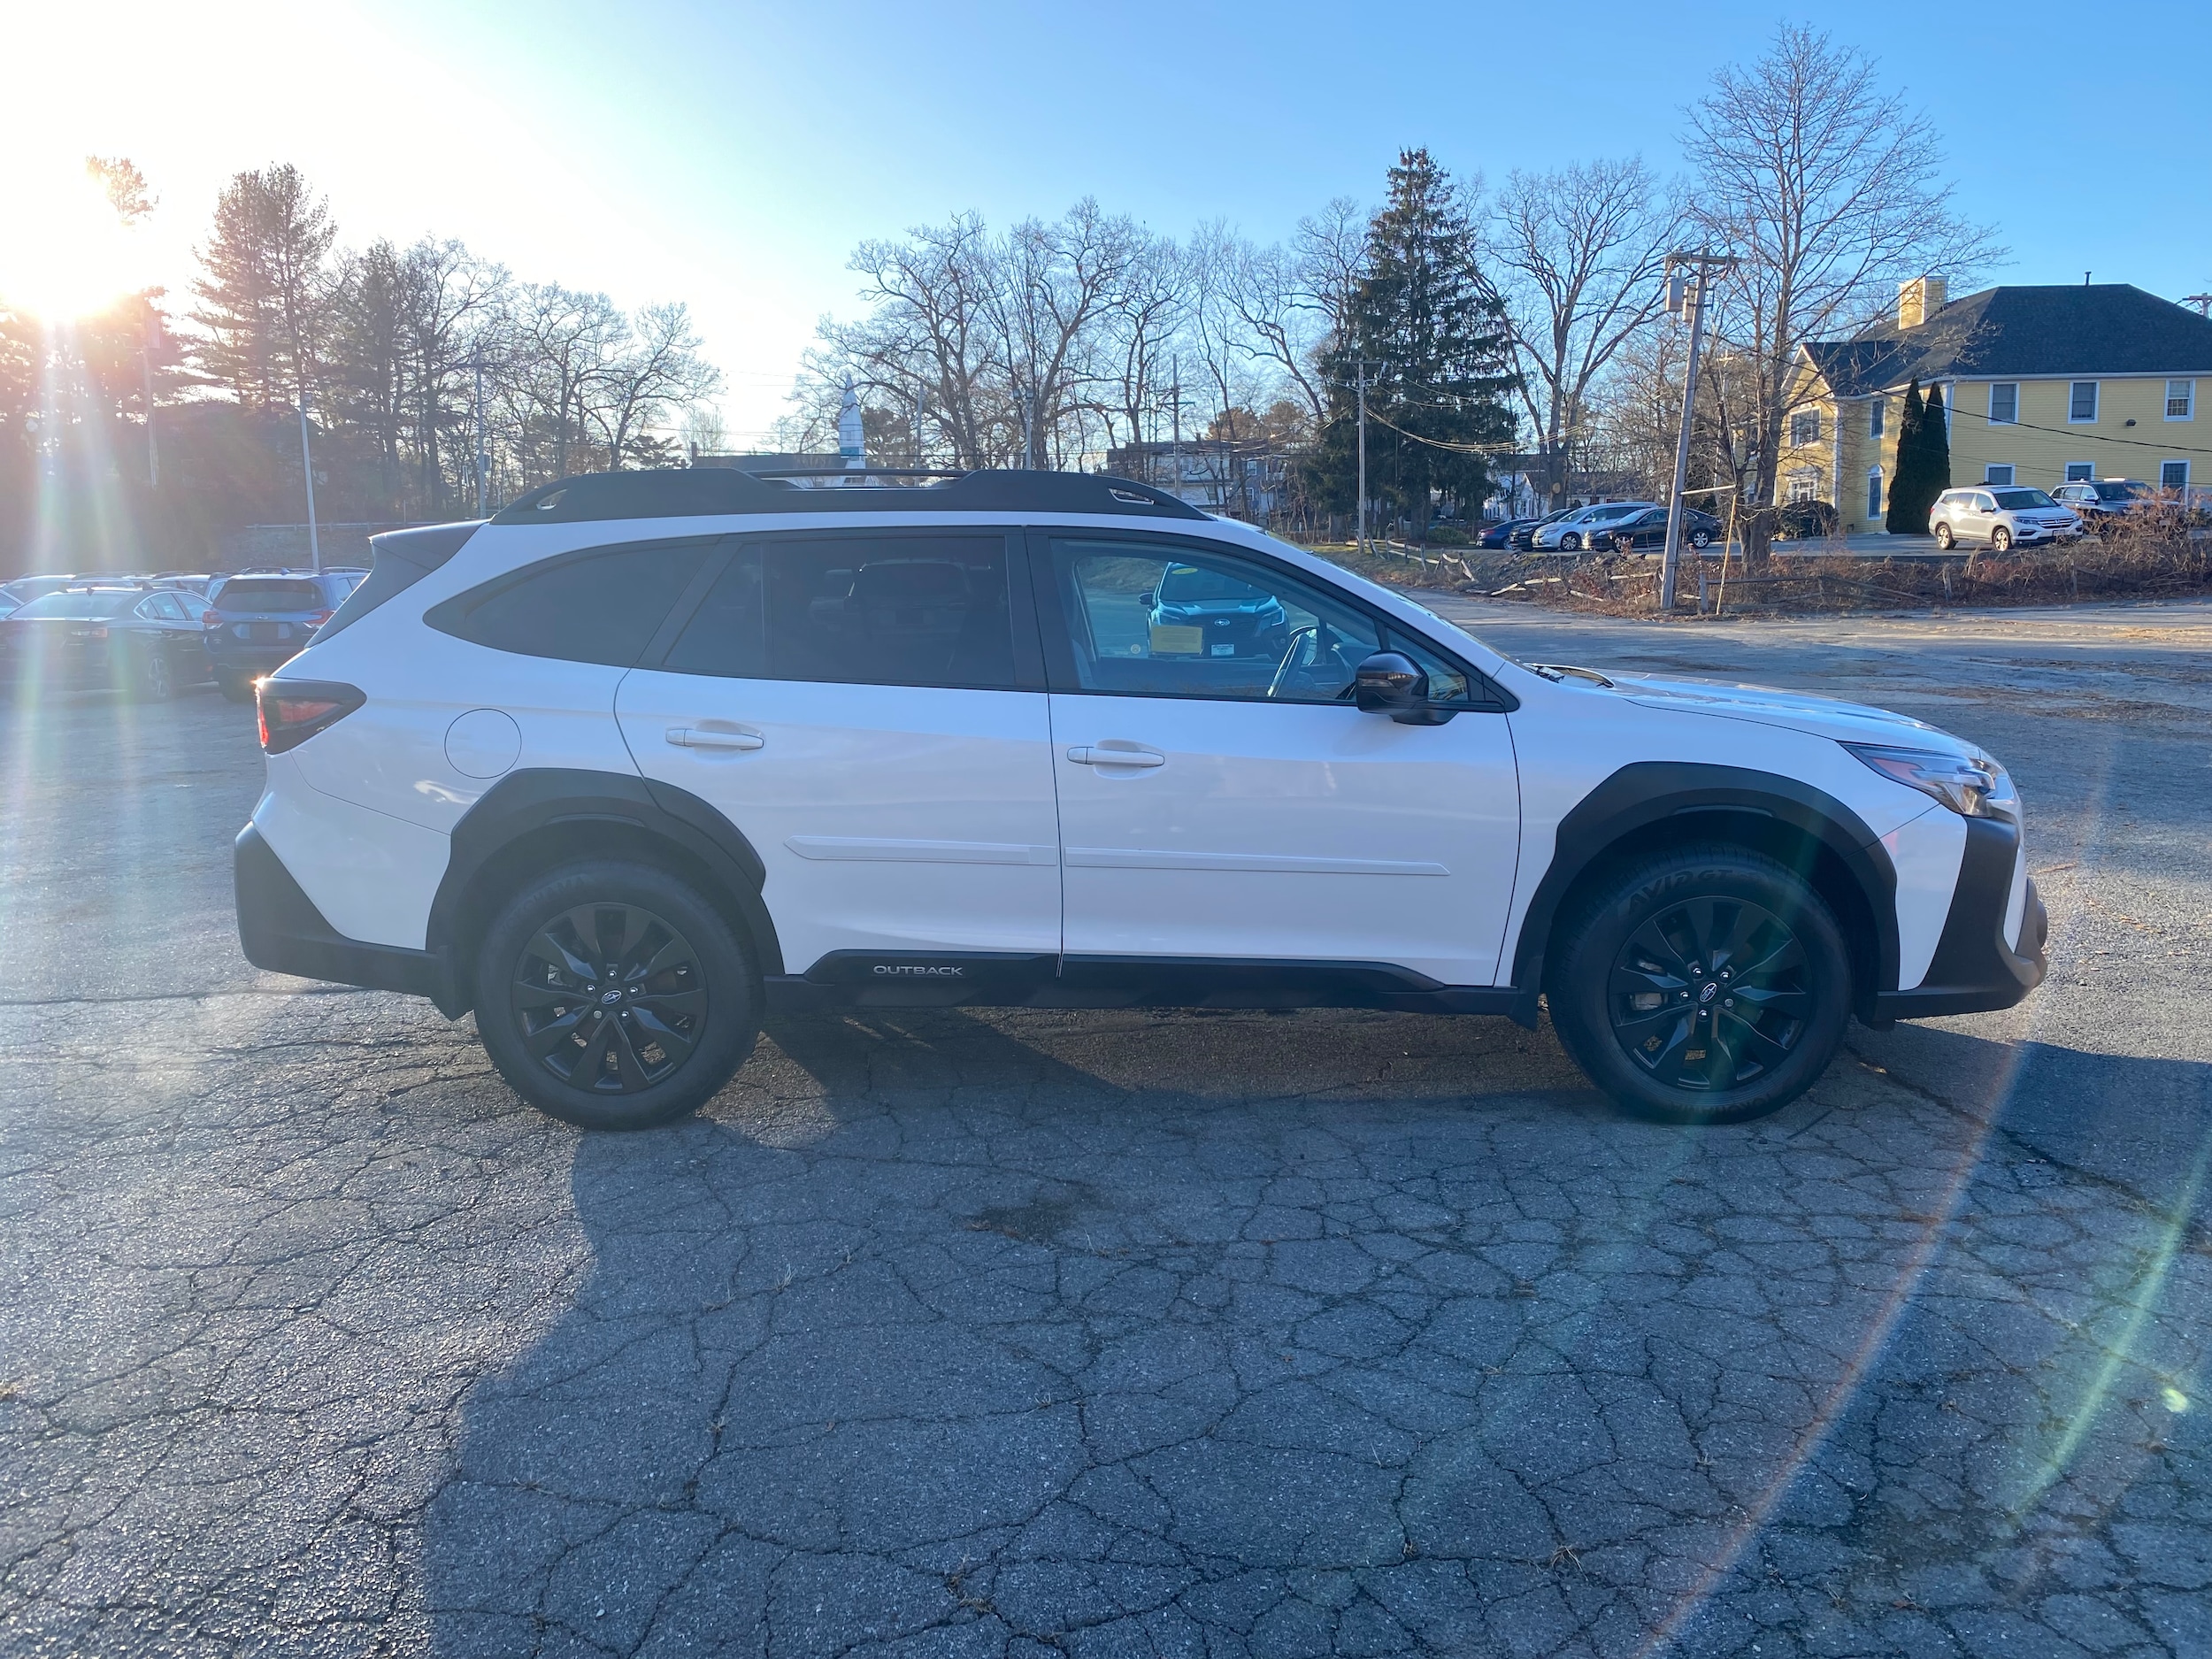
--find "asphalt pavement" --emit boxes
[2,601,2208,1658]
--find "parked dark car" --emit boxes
[1596,505,1722,553]
[1477,518,1537,549]
[1,587,213,700]
[202,570,365,701]
[1773,500,1841,541]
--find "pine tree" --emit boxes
[1310,149,1518,535]
[191,165,336,408]
[1885,378,1925,534]
[1921,381,1950,503]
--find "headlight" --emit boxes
[1844,743,2014,818]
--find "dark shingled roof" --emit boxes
[1805,284,2212,397]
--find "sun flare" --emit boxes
[0,165,146,320]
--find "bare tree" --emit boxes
[981,200,1141,467]
[587,301,721,467]
[1486,157,1678,509]
[1684,24,1997,558]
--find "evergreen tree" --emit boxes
[1885,378,1925,533]
[191,165,336,408]
[1310,149,1518,534]
[1922,381,1949,502]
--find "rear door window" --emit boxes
[428,540,716,667]
[660,533,1023,690]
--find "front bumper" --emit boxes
[234,824,462,1012]
[1870,816,2047,1022]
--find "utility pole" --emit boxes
[296,395,323,572]
[141,306,159,490]
[1659,252,1735,611]
[1356,348,1369,554]
[1169,354,1183,504]
[472,352,489,518]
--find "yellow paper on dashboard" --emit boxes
[1149,625,1204,655]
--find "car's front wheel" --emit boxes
[473,860,759,1130]
[1990,526,2013,553]
[1559,532,1582,551]
[1546,844,1852,1124]
[1690,528,1712,549]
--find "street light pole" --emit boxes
[1659,252,1735,612]
[472,352,489,518]
[296,396,322,573]
[141,307,159,491]
[1356,348,1368,554]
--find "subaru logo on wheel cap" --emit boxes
[1699,982,1719,1004]
[601,990,622,1003]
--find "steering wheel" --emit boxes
[1266,626,1319,699]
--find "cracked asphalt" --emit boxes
[3,599,2208,1658]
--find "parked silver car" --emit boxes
[1928,487,2080,552]
[1532,500,1658,551]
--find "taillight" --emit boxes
[256,679,365,754]
[304,610,334,627]
[201,610,219,626]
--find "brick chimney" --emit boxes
[1898,276,1947,330]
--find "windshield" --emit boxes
[1158,565,1270,604]
[12,592,141,620]
[218,579,326,611]
[1991,488,2056,510]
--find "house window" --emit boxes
[2069,381,2099,423]
[1870,398,1886,439]
[2162,460,2192,491]
[1786,468,1822,503]
[1988,383,2019,425]
[1866,467,1883,518]
[2170,380,2196,420]
[1985,465,2015,487]
[1789,411,1821,447]
[2065,462,2094,481]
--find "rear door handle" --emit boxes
[1066,745,1165,768]
[666,726,764,751]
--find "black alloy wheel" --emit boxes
[1606,895,1809,1093]
[473,860,759,1129]
[136,644,173,702]
[514,902,704,1094]
[1547,844,1851,1124]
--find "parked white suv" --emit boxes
[1532,501,1658,551]
[1928,486,2080,551]
[236,468,2047,1130]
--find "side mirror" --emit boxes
[1138,591,1156,608]
[1354,651,1454,724]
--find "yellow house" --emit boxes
[1787,280,2212,533]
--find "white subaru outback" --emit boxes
[235,468,2047,1130]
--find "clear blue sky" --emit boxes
[17,0,2210,441]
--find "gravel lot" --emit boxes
[3,600,2208,1659]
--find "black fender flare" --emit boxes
[1509,761,1900,1011]
[428,768,785,982]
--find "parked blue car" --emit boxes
[203,569,364,701]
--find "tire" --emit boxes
[1932,523,1955,550]
[1990,526,2012,553]
[1546,843,1852,1125]
[132,646,174,703]
[472,860,759,1130]
[1690,529,1712,549]
[1559,532,1582,551]
[218,672,257,703]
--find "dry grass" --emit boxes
[1310,521,2212,618]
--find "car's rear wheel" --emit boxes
[132,646,173,703]
[1546,844,1852,1125]
[1933,523,1955,550]
[1991,526,2013,553]
[472,861,758,1130]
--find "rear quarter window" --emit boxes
[427,540,715,667]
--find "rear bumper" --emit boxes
[1870,817,2047,1023]
[234,824,462,1014]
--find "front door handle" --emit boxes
[666,726,764,751]
[1067,744,1165,768]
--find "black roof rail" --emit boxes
[488,467,1209,526]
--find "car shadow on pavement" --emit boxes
[421,1010,2212,1658]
